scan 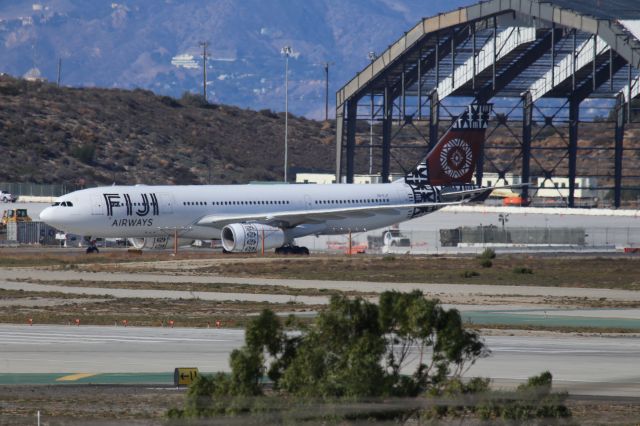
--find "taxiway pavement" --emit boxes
[0,324,638,397]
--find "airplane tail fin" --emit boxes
[405,103,492,187]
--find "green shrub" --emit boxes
[479,259,492,268]
[513,266,533,274]
[72,143,96,164]
[382,255,396,262]
[159,95,181,108]
[478,248,496,260]
[461,270,479,278]
[179,92,208,107]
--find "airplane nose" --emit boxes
[39,207,54,224]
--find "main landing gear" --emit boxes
[85,239,99,254]
[275,245,309,256]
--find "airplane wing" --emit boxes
[196,200,463,229]
[441,184,528,202]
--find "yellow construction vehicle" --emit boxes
[1,208,32,230]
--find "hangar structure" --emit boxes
[335,0,640,207]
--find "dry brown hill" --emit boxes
[0,75,336,186]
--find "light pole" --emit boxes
[368,51,377,176]
[199,41,209,102]
[498,213,509,230]
[322,62,334,121]
[282,45,292,182]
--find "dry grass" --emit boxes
[0,384,638,425]
[197,255,640,290]
[0,250,216,267]
[0,385,184,424]
[0,75,337,186]
[0,288,110,300]
[0,296,317,328]
[10,278,372,297]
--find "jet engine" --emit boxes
[221,223,285,253]
[128,237,186,250]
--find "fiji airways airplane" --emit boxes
[40,104,499,254]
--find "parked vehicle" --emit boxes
[1,208,31,230]
[0,191,16,203]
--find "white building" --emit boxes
[481,172,598,200]
[295,173,404,184]
[171,54,199,70]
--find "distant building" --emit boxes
[481,172,598,201]
[171,54,199,70]
[533,176,598,199]
[297,172,598,202]
[23,67,45,82]
[296,173,404,184]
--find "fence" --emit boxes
[6,221,59,245]
[298,226,640,254]
[0,182,83,197]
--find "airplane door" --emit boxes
[159,193,174,214]
[91,195,104,215]
[304,195,313,209]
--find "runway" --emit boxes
[0,325,638,396]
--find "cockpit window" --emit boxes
[66,202,73,207]
[52,202,60,206]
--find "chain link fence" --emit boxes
[0,182,84,197]
[299,226,640,254]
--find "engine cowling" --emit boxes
[128,237,169,250]
[128,237,192,250]
[221,223,285,253]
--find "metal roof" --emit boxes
[544,0,640,21]
[336,0,640,107]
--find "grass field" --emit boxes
[195,255,640,290]
[0,384,638,425]
[0,290,317,328]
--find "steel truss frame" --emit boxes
[335,2,640,208]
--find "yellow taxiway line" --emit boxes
[56,373,98,382]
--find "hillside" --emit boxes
[0,75,336,186]
[0,0,473,118]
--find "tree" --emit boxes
[170,292,559,422]
[279,295,388,398]
[379,290,489,396]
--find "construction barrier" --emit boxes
[6,221,59,245]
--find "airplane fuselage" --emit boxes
[40,182,430,240]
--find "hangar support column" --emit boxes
[381,86,393,183]
[614,92,626,208]
[345,100,358,184]
[568,97,579,208]
[335,103,345,182]
[521,91,533,202]
[429,90,440,151]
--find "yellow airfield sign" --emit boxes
[174,367,199,386]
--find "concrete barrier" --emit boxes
[444,205,640,217]
[16,196,56,203]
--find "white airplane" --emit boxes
[40,104,499,254]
